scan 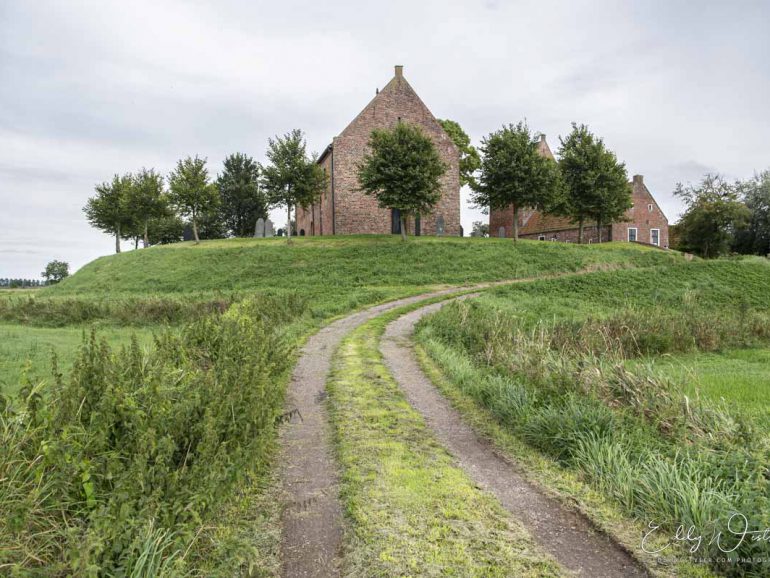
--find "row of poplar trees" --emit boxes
[84,130,327,251]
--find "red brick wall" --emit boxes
[611,175,669,247]
[297,151,334,235]
[303,68,460,236]
[519,225,612,243]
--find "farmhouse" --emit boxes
[296,66,461,236]
[489,136,669,247]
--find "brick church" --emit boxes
[296,66,461,236]
[489,136,669,247]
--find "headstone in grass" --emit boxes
[436,215,445,236]
[183,224,195,241]
[255,218,265,238]
[265,219,274,237]
[498,226,505,238]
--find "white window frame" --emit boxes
[650,228,660,246]
[648,203,653,212]
[538,235,546,241]
[628,227,638,242]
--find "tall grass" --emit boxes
[417,262,770,576]
[0,294,303,576]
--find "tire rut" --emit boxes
[380,296,651,578]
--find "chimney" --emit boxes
[395,65,404,78]
[633,174,643,185]
[539,134,546,143]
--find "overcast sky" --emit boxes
[2,1,768,278]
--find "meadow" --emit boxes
[417,257,770,577]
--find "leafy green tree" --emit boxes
[557,124,631,243]
[167,156,220,244]
[42,260,69,284]
[358,122,447,241]
[470,221,489,237]
[83,173,135,253]
[438,119,481,188]
[261,130,327,243]
[674,174,750,258]
[130,169,168,247]
[734,171,770,256]
[471,122,562,241]
[217,153,268,237]
[147,211,185,245]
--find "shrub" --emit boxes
[0,294,303,575]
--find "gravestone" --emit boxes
[255,218,265,238]
[183,224,195,242]
[435,215,445,236]
[498,226,505,238]
[265,219,274,237]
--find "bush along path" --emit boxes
[378,297,651,578]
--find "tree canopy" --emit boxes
[129,168,167,247]
[674,174,750,258]
[557,124,631,243]
[217,153,267,237]
[261,129,327,243]
[734,171,770,256]
[167,156,219,244]
[42,260,69,284]
[438,119,480,188]
[471,122,562,241]
[83,173,135,253]
[358,122,447,240]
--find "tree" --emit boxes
[471,122,562,241]
[147,211,185,245]
[358,122,447,241]
[674,174,750,258]
[734,171,770,256]
[167,156,220,244]
[557,123,631,243]
[261,130,327,244]
[83,173,135,253]
[438,119,481,188]
[470,221,489,237]
[217,153,268,237]
[130,169,167,248]
[42,260,69,284]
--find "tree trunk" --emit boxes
[578,217,585,244]
[597,218,602,243]
[143,220,149,248]
[512,205,520,242]
[286,205,292,244]
[400,214,407,241]
[134,237,139,250]
[115,225,121,254]
[193,218,200,244]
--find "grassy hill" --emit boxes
[44,236,684,317]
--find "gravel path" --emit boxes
[380,297,651,578]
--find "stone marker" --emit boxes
[435,215,445,236]
[265,219,274,237]
[498,226,505,238]
[255,217,265,238]
[183,224,194,242]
